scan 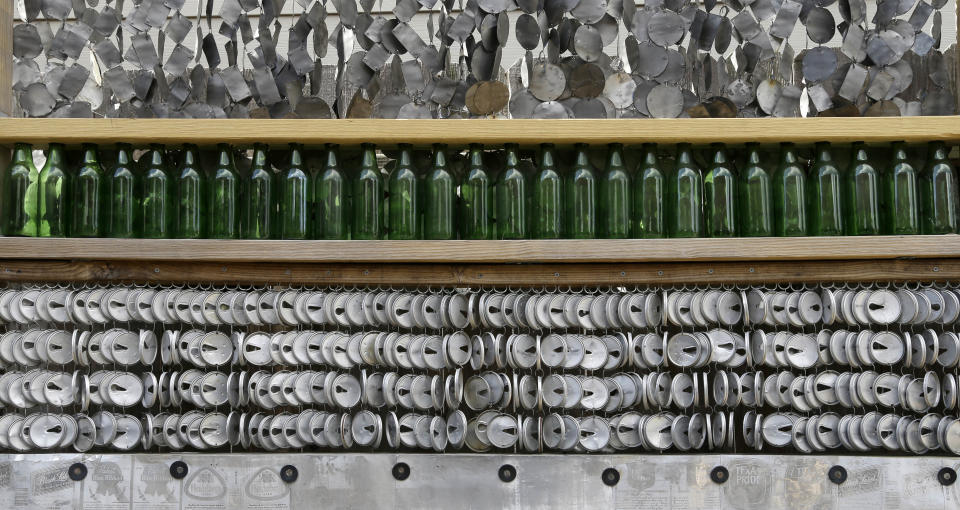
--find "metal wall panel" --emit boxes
[3,454,959,509]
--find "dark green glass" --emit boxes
[425,144,456,240]
[460,144,492,240]
[175,144,206,239]
[600,143,631,239]
[4,143,38,236]
[739,143,772,237]
[37,144,70,237]
[633,143,665,238]
[496,143,528,239]
[533,143,563,239]
[107,144,138,238]
[243,144,276,239]
[773,142,808,236]
[704,143,737,237]
[141,144,173,239]
[882,142,920,235]
[281,144,310,240]
[807,142,844,236]
[388,144,420,240]
[920,141,959,234]
[316,144,349,239]
[668,143,703,238]
[843,142,881,235]
[352,143,383,239]
[209,144,240,239]
[72,144,106,237]
[565,143,597,239]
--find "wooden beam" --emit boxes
[0,258,954,286]
[0,236,958,263]
[0,117,958,147]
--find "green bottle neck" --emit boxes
[397,144,414,170]
[116,144,134,166]
[676,144,694,166]
[432,144,447,170]
[890,142,908,163]
[780,144,798,165]
[468,145,484,169]
[814,142,832,164]
[745,145,762,166]
[606,144,625,172]
[325,146,341,171]
[573,144,590,169]
[181,145,200,168]
[540,144,557,172]
[641,144,658,168]
[851,143,869,163]
[46,143,66,167]
[929,141,949,162]
[251,145,268,169]
[146,146,166,168]
[216,145,234,169]
[360,144,377,170]
[81,144,98,164]
[710,145,729,166]
[504,144,519,168]
[289,144,304,168]
[12,143,32,163]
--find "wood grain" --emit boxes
[0,117,958,146]
[0,259,955,286]
[1,236,959,263]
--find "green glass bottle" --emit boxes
[280,143,310,240]
[387,143,420,240]
[209,144,240,239]
[496,143,528,239]
[668,143,703,238]
[460,144,492,239]
[316,144,350,239]
[633,143,665,238]
[72,143,106,237]
[141,144,173,239]
[533,143,563,239]
[882,141,920,235]
[844,142,880,235]
[37,143,70,237]
[424,144,456,240]
[353,143,382,239]
[242,144,276,239]
[107,144,138,238]
[704,143,737,237]
[565,143,597,239]
[4,143,38,236]
[739,143,772,237]
[600,143,631,239]
[807,142,844,236]
[920,141,959,234]
[175,144,206,239]
[773,142,808,236]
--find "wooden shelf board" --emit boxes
[0,117,958,146]
[0,236,957,263]
[0,259,953,285]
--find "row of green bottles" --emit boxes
[3,141,957,239]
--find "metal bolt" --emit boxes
[749,267,755,273]
[154,267,160,273]
[934,266,941,272]
[554,272,560,277]
[708,268,714,274]
[657,271,664,276]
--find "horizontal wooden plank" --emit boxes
[0,117,959,146]
[0,259,954,285]
[1,236,959,263]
